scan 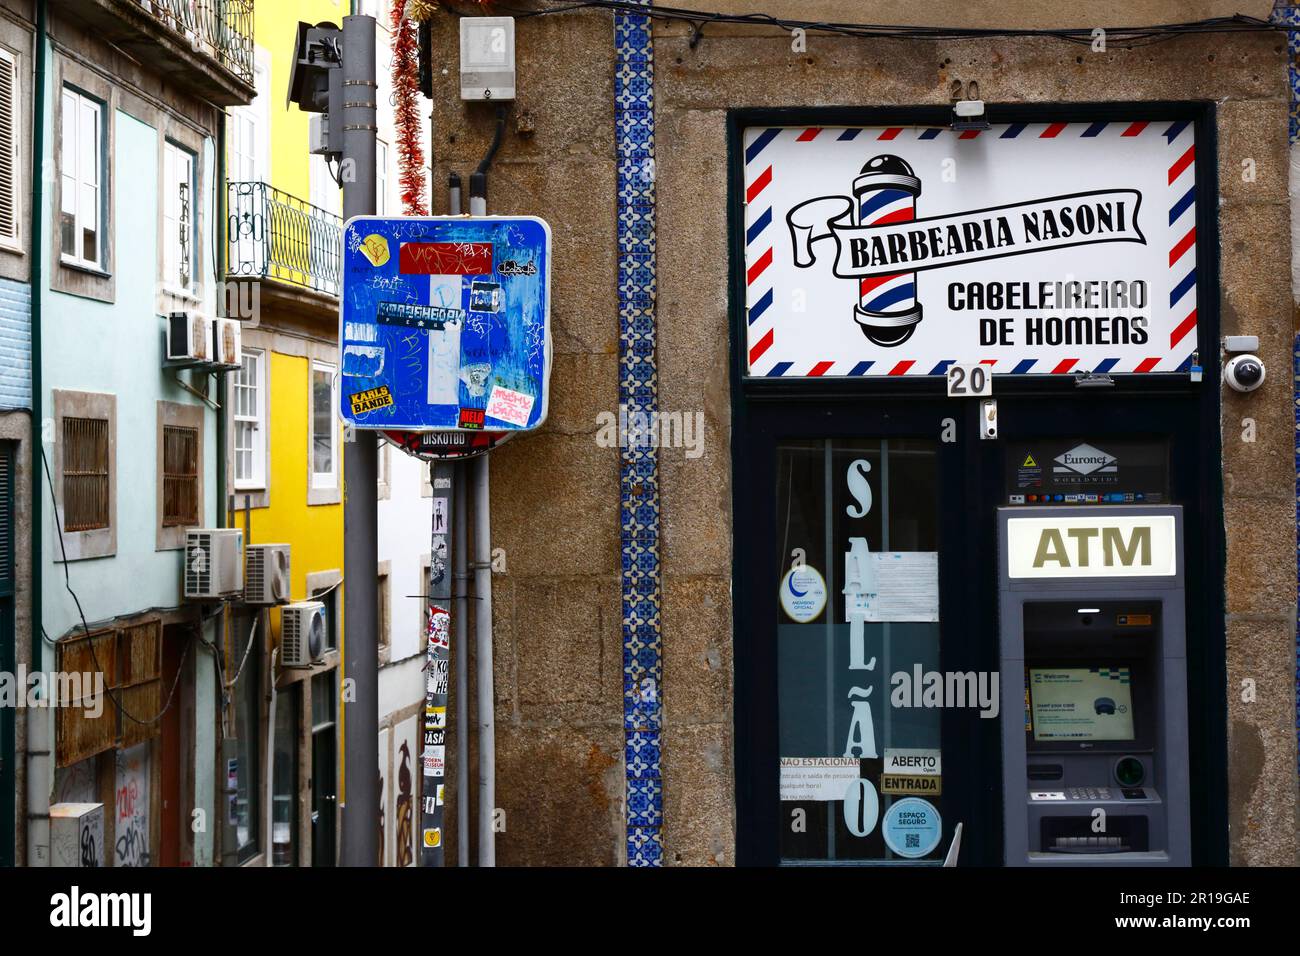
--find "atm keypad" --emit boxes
[1066,787,1113,801]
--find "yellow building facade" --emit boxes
[223,0,349,867]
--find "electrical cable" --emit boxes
[39,443,192,726]
[489,3,1291,49]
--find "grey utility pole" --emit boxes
[339,13,379,868]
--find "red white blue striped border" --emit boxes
[744,121,1198,377]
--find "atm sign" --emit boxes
[1007,515,1177,579]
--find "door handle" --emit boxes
[942,821,964,867]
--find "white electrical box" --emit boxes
[309,113,331,155]
[460,16,516,101]
[50,803,104,868]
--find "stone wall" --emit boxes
[426,9,1297,866]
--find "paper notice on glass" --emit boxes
[779,757,862,802]
[845,552,939,622]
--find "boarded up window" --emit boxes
[54,629,116,767]
[54,620,162,766]
[116,621,162,750]
[162,425,199,526]
[62,416,110,531]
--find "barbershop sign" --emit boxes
[742,121,1199,377]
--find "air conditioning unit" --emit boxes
[184,528,244,600]
[212,317,242,369]
[166,311,213,365]
[281,601,327,668]
[245,543,291,605]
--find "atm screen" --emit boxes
[1029,667,1135,742]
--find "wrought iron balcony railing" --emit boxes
[140,0,255,87]
[227,182,342,298]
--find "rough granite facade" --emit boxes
[425,8,1297,866]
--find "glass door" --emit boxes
[735,398,1000,866]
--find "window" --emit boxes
[272,684,299,866]
[62,416,109,531]
[377,565,391,662]
[310,361,338,491]
[0,48,21,248]
[228,54,269,183]
[157,402,204,550]
[376,141,388,216]
[376,439,390,499]
[233,348,267,489]
[162,141,196,293]
[312,583,339,652]
[59,86,103,269]
[309,154,341,218]
[54,390,116,559]
[233,612,261,863]
[162,425,199,527]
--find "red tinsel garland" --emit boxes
[391,3,429,216]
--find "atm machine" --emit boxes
[998,505,1191,865]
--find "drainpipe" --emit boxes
[25,0,48,868]
[216,112,227,529]
[469,106,504,866]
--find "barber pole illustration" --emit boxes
[852,155,923,347]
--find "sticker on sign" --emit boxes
[339,216,552,432]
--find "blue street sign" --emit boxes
[339,216,552,432]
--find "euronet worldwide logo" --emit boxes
[1053,442,1117,476]
[50,886,151,936]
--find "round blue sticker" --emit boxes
[882,797,942,859]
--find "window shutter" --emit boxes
[0,442,12,591]
[0,51,16,243]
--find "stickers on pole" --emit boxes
[882,797,943,858]
[779,565,828,623]
[340,216,552,432]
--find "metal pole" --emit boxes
[468,170,495,865]
[421,462,454,865]
[453,463,469,865]
[339,13,379,868]
[472,453,495,865]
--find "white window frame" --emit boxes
[376,140,388,217]
[233,347,268,491]
[59,85,104,270]
[0,46,22,251]
[228,52,269,184]
[309,360,338,493]
[162,140,196,295]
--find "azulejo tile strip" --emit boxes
[1270,4,1300,142]
[615,2,664,866]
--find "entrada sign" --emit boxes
[1006,514,1177,578]
[743,121,1198,377]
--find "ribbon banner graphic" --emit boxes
[788,188,1145,279]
